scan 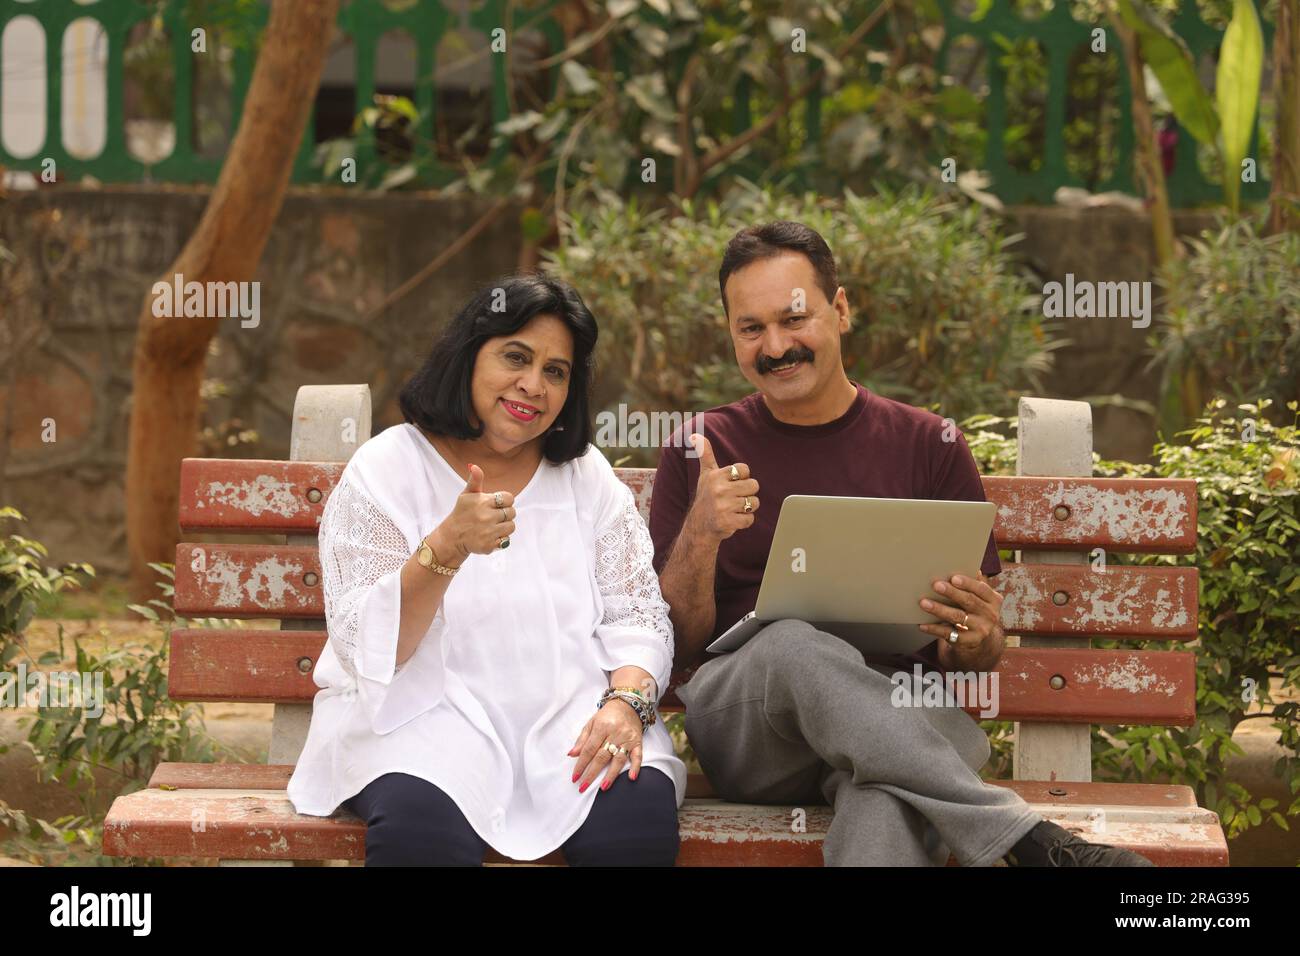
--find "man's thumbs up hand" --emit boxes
[692,434,719,474]
[685,435,760,544]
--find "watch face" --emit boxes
[417,543,432,566]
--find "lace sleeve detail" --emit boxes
[593,484,675,697]
[318,472,414,681]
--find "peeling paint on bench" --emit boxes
[206,551,308,611]
[201,476,307,520]
[995,564,1197,637]
[984,477,1198,553]
[179,459,343,534]
[174,544,321,617]
[1072,655,1182,697]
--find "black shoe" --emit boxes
[1003,820,1156,867]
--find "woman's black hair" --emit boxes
[398,272,598,463]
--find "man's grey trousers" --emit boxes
[676,619,1043,866]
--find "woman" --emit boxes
[287,273,685,865]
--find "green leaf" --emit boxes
[1117,0,1219,146]
[1216,0,1264,214]
[127,604,159,623]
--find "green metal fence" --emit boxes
[940,0,1274,204]
[0,0,1275,205]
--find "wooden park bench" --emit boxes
[103,385,1229,865]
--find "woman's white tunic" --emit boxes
[286,423,686,860]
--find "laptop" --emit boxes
[704,495,997,656]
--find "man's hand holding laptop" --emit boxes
[919,572,1006,674]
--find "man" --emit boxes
[649,221,1153,867]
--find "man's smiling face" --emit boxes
[723,251,851,406]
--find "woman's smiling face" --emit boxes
[468,312,575,453]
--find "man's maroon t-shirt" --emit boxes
[649,382,1001,669]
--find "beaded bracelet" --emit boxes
[597,687,657,730]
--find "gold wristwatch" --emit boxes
[415,535,461,576]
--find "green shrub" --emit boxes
[2,507,238,865]
[546,183,1063,463]
[1151,215,1300,435]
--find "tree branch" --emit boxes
[681,0,895,197]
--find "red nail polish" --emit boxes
[571,772,579,782]
[601,780,610,791]
[579,781,589,793]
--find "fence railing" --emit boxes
[940,0,1274,205]
[0,0,1275,206]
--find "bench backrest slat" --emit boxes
[173,542,1199,639]
[179,460,1197,553]
[167,630,1196,725]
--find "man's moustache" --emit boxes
[756,350,814,374]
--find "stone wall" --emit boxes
[0,186,1218,576]
[1006,204,1218,466]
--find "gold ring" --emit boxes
[729,465,740,481]
[956,612,970,631]
[497,536,510,549]
[499,508,509,523]
[493,491,504,508]
[605,742,619,756]
[617,746,627,756]
[743,497,753,513]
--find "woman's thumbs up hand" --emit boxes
[431,463,517,560]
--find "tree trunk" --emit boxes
[1268,0,1299,236]
[1110,13,1178,271]
[124,0,340,601]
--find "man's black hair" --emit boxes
[718,221,839,315]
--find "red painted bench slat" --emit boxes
[177,459,341,535]
[997,564,1198,638]
[174,542,1199,640]
[168,629,1195,725]
[144,762,1200,809]
[178,459,1196,553]
[173,543,322,619]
